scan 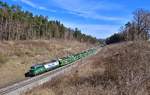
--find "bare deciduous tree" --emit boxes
[123,9,150,41]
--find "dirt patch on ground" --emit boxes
[0,40,92,88]
[25,41,150,95]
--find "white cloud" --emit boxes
[38,6,56,12]
[20,0,128,21]
[53,0,126,21]
[39,6,48,10]
[21,0,56,12]
[21,0,36,8]
[18,0,129,38]
[63,21,120,38]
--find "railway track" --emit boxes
[0,47,102,95]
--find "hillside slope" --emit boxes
[26,41,150,95]
[0,40,92,88]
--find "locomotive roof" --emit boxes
[31,64,43,68]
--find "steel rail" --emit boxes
[0,47,102,95]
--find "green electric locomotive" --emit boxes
[25,48,96,77]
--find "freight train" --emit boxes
[25,48,96,77]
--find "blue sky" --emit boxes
[2,0,150,38]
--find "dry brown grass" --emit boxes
[0,40,91,88]
[25,50,107,95]
[25,41,150,95]
[103,41,150,95]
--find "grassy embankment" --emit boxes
[0,40,92,88]
[26,41,150,95]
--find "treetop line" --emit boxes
[0,1,100,44]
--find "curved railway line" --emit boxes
[0,47,102,95]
